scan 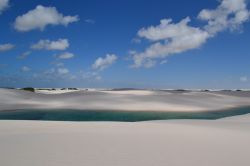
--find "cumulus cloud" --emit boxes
[198,0,250,34]
[31,39,69,50]
[14,5,79,32]
[138,17,208,41]
[0,0,9,14]
[21,66,31,72]
[131,0,250,68]
[92,54,118,71]
[17,51,31,59]
[57,52,74,59]
[0,43,15,52]
[132,17,209,68]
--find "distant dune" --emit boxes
[1,88,250,112]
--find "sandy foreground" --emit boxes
[1,88,250,112]
[0,114,249,166]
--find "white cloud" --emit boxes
[240,76,248,82]
[57,68,69,75]
[31,39,69,50]
[137,17,208,41]
[92,54,118,71]
[0,0,9,14]
[132,17,209,68]
[14,5,79,32]
[21,66,31,72]
[0,43,14,52]
[131,0,250,68]
[17,51,31,59]
[57,52,74,59]
[198,0,250,34]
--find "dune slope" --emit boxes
[1,88,250,112]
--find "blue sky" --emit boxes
[0,0,250,89]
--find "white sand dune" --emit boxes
[35,89,81,94]
[0,114,250,166]
[1,88,250,112]
[101,90,157,95]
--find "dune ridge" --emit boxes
[1,88,250,112]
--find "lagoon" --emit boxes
[0,107,250,122]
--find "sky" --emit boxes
[0,0,250,89]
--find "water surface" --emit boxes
[0,107,250,122]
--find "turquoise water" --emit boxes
[0,107,250,122]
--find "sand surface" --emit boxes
[0,114,249,166]
[35,89,81,94]
[1,88,250,112]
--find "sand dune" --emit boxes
[35,89,81,94]
[1,88,250,112]
[0,114,249,166]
